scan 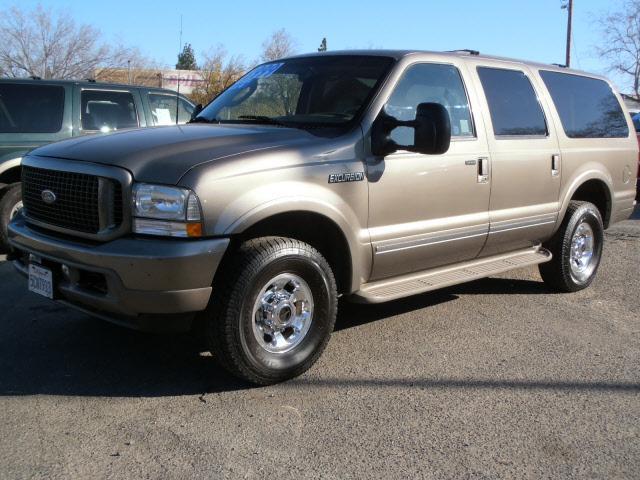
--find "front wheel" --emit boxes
[539,201,604,292]
[0,183,22,252]
[202,237,338,385]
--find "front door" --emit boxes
[367,61,491,281]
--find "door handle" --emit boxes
[477,157,489,183]
[552,154,560,176]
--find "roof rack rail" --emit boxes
[85,78,96,83]
[448,49,480,56]
[551,63,567,68]
[29,76,41,80]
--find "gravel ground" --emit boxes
[0,206,638,479]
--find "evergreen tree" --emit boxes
[176,43,197,70]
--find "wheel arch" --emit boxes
[558,170,613,230]
[222,203,367,294]
[0,159,22,189]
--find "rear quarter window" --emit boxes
[539,71,629,138]
[0,84,65,133]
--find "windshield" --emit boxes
[196,55,395,128]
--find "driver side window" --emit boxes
[385,63,475,146]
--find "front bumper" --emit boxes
[8,217,229,331]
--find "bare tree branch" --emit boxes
[190,46,246,105]
[260,29,297,62]
[0,5,154,80]
[598,0,640,97]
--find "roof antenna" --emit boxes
[176,14,183,125]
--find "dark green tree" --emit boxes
[318,37,327,52]
[176,43,197,70]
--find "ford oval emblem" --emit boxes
[41,190,57,205]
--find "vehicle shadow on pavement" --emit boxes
[336,277,550,331]
[0,276,571,398]
[0,314,252,397]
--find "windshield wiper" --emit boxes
[188,116,217,124]
[236,115,290,127]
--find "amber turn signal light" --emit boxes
[186,222,203,237]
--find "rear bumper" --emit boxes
[8,217,229,331]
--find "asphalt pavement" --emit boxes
[0,206,638,479]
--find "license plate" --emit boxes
[28,264,53,299]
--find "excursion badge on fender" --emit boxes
[328,172,365,184]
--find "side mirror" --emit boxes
[371,102,451,157]
[190,103,203,121]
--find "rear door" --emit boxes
[469,63,562,256]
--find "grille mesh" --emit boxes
[22,166,121,234]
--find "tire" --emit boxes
[539,201,604,292]
[202,237,338,385]
[0,183,22,252]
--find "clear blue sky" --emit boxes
[1,0,629,90]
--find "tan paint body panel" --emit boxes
[180,130,373,291]
[365,56,492,280]
[183,52,637,293]
[465,60,563,256]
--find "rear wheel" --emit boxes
[202,237,338,385]
[539,201,604,292]
[0,183,22,252]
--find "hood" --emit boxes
[30,124,321,184]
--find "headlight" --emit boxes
[132,183,203,237]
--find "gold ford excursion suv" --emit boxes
[7,50,638,384]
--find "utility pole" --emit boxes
[562,0,573,67]
[178,15,183,57]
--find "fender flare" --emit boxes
[0,157,23,190]
[223,196,369,293]
[557,168,614,230]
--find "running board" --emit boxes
[353,246,552,303]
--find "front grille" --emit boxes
[22,166,122,235]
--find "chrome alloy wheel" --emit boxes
[252,273,314,354]
[9,200,22,220]
[569,221,597,283]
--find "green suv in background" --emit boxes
[0,78,195,251]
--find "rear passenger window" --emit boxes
[539,71,629,138]
[477,67,547,137]
[81,90,139,132]
[385,63,474,146]
[0,84,65,133]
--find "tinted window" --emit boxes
[540,71,629,138]
[477,67,547,137]
[0,84,64,133]
[385,63,474,145]
[632,113,640,133]
[148,93,194,125]
[81,90,138,132]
